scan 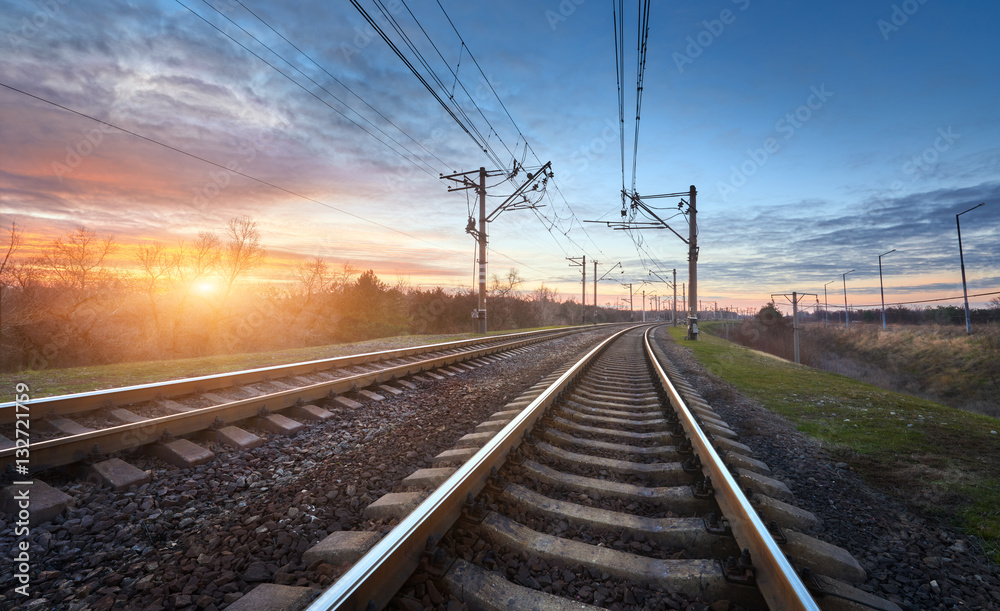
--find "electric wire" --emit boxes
[630,0,650,194]
[612,0,626,200]
[349,0,490,165]
[836,290,1000,309]
[367,0,509,172]
[175,0,440,178]
[232,0,450,169]
[395,0,517,171]
[352,0,615,284]
[434,0,530,167]
[0,82,468,256]
[193,0,442,176]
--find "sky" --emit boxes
[1,0,998,314]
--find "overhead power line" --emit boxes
[631,0,650,194]
[0,82,461,254]
[175,0,441,178]
[232,0,450,169]
[833,290,1000,309]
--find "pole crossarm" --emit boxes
[589,184,698,338]
[486,161,552,222]
[771,291,816,365]
[440,168,504,192]
[648,268,673,287]
[771,292,818,302]
[585,191,689,244]
[596,262,622,282]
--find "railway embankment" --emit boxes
[660,325,1000,569]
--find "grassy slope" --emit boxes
[0,326,568,399]
[666,326,1000,562]
[806,323,1000,411]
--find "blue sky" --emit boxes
[1,0,998,312]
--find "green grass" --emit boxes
[666,325,1000,562]
[0,325,571,399]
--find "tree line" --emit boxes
[0,219,627,371]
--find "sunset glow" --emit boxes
[1,1,997,311]
[191,279,218,297]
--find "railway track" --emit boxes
[0,327,589,490]
[296,325,900,611]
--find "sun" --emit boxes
[192,279,218,296]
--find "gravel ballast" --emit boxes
[0,327,618,611]
[653,329,1000,611]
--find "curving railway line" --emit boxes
[302,326,899,611]
[0,326,588,476]
[0,323,919,609]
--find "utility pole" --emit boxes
[957,203,985,334]
[642,290,646,322]
[773,291,817,364]
[567,256,586,324]
[476,167,486,332]
[627,283,633,321]
[823,280,834,327]
[672,268,677,326]
[594,262,621,325]
[878,249,896,330]
[687,185,698,339]
[593,259,598,324]
[682,282,686,318]
[441,161,553,334]
[841,269,855,329]
[588,184,698,337]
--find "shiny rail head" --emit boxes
[0,326,595,421]
[303,326,636,611]
[642,325,819,611]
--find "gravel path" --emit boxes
[0,327,617,611]
[653,329,1000,611]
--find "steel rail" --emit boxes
[643,326,819,610]
[0,328,582,473]
[0,326,594,424]
[304,325,639,611]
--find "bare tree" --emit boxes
[134,241,180,331]
[43,226,118,290]
[294,256,330,303]
[0,222,25,359]
[0,221,22,281]
[489,268,522,329]
[180,231,221,284]
[331,260,358,291]
[219,215,265,297]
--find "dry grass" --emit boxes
[669,326,1000,563]
[706,321,1000,417]
[802,323,1000,417]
